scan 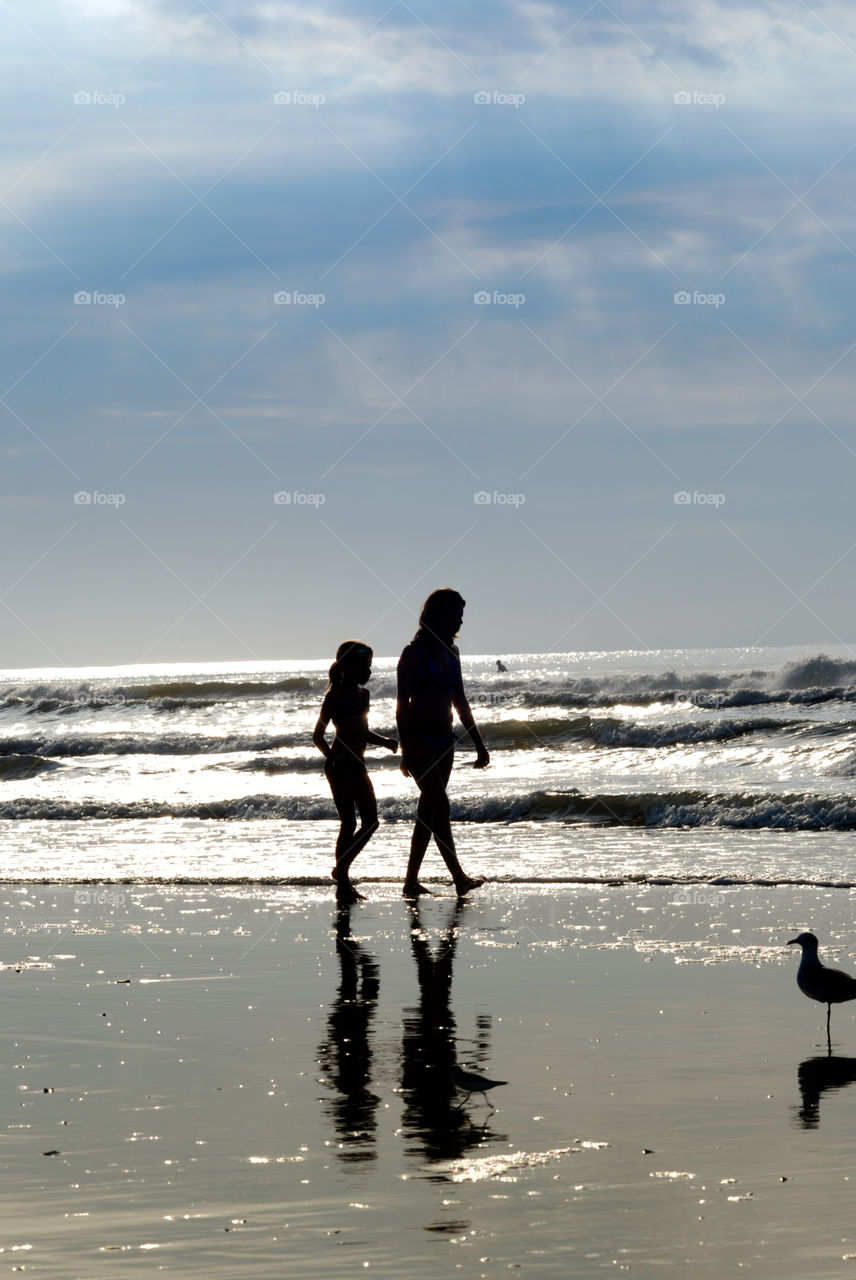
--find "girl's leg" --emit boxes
[327,762,359,893]
[335,768,378,884]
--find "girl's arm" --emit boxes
[366,727,398,751]
[451,650,490,767]
[313,695,333,759]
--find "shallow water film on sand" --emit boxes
[2,884,856,1277]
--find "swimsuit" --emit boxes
[322,685,371,768]
[409,637,458,752]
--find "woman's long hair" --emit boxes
[415,589,465,646]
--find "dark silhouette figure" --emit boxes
[314,640,397,902]
[397,590,489,897]
[315,903,381,1162]
[792,1053,856,1129]
[399,898,505,1161]
[496,659,507,674]
[788,932,856,1050]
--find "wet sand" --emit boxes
[2,881,856,1277]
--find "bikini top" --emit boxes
[323,684,369,729]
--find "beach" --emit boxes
[3,881,856,1278]
[4,646,856,1275]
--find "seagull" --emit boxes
[452,1064,507,1110]
[788,932,856,1044]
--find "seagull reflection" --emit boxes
[400,898,505,1160]
[316,902,380,1162]
[792,1053,856,1129]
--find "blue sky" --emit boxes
[2,0,856,666]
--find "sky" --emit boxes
[2,0,856,667]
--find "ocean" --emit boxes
[3,643,856,888]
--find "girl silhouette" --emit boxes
[314,641,397,902]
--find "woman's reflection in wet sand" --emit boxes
[316,902,381,1163]
[792,1052,856,1129]
[400,898,505,1161]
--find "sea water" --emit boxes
[2,643,856,886]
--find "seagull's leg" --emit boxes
[827,1003,832,1051]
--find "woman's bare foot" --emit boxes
[336,879,364,903]
[454,875,485,898]
[403,880,432,898]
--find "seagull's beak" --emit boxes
[787,938,799,946]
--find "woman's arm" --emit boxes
[451,650,490,767]
[396,646,416,774]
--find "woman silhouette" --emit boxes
[396,589,489,897]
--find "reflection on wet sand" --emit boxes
[792,1053,856,1129]
[400,899,506,1162]
[316,903,381,1162]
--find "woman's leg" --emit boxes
[404,748,483,896]
[403,746,447,893]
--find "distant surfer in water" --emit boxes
[496,659,507,673]
[397,589,490,897]
[313,641,398,903]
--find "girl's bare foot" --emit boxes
[454,875,485,898]
[403,880,432,898]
